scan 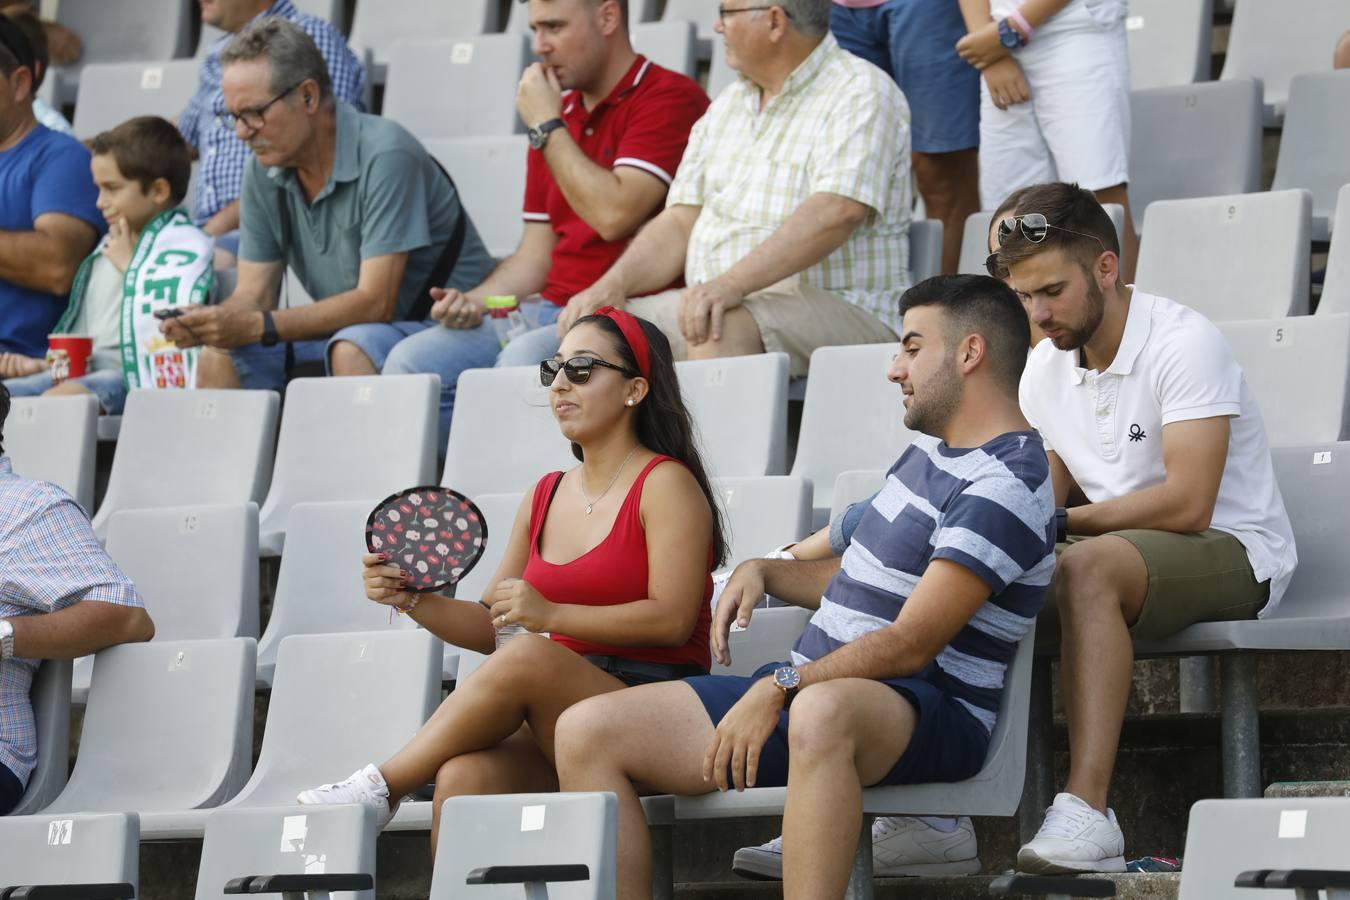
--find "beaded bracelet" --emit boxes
[389,593,421,623]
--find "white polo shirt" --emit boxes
[1019,289,1297,615]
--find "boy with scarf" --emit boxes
[1,116,213,412]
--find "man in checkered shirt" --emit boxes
[568,0,913,379]
[179,0,365,266]
[0,383,153,815]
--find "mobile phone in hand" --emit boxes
[153,307,185,321]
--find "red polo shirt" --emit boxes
[523,56,709,305]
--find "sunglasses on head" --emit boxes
[985,212,1107,277]
[540,355,638,387]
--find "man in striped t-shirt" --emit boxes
[556,275,1056,899]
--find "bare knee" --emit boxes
[41,381,90,399]
[688,308,763,360]
[1053,540,1131,621]
[196,348,240,388]
[327,340,377,376]
[787,684,857,762]
[554,696,617,780]
[433,753,501,800]
[912,150,978,208]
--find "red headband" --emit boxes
[593,306,651,381]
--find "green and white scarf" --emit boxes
[55,209,215,390]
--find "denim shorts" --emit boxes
[684,661,991,788]
[2,367,128,415]
[228,320,434,392]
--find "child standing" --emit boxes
[1,116,213,413]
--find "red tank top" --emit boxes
[524,455,713,670]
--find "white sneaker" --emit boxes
[1017,792,1126,874]
[731,816,981,880]
[296,763,399,830]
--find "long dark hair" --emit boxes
[571,313,728,569]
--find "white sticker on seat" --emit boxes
[47,820,73,845]
[281,814,308,852]
[1278,809,1307,839]
[451,42,474,64]
[521,804,546,832]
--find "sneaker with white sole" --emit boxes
[296,763,399,830]
[1017,792,1126,874]
[731,816,981,880]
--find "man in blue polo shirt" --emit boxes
[555,274,1057,899]
[0,13,102,371]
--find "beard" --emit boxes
[903,354,964,437]
[1047,273,1106,351]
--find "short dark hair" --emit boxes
[0,6,44,86]
[91,116,193,206]
[994,182,1120,275]
[899,274,1031,393]
[0,380,10,457]
[0,9,36,81]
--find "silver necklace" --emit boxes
[579,445,640,515]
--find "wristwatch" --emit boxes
[260,310,279,348]
[0,619,14,661]
[527,118,566,151]
[998,18,1027,49]
[772,665,801,709]
[1055,507,1069,544]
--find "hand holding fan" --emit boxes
[365,486,488,594]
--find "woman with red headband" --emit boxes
[299,306,728,848]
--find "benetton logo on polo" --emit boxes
[1128,425,1147,442]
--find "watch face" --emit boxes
[774,666,801,690]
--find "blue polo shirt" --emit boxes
[0,125,104,357]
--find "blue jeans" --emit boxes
[496,301,564,368]
[383,302,562,451]
[3,368,128,414]
[229,320,434,392]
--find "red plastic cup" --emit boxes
[47,335,93,384]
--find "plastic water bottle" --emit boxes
[485,296,528,348]
[494,623,530,650]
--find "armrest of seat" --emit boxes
[1235,870,1272,888]
[2,885,137,899]
[1259,870,1350,891]
[989,874,1116,897]
[222,874,375,894]
[465,865,590,885]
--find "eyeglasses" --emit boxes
[984,213,1107,277]
[717,4,791,22]
[540,356,638,387]
[218,82,303,132]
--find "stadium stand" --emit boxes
[90,390,279,541]
[1124,0,1212,91]
[255,375,439,556]
[424,136,529,259]
[708,38,736,98]
[630,20,699,79]
[198,0,349,54]
[676,353,788,478]
[1271,70,1350,242]
[9,660,72,816]
[348,0,495,83]
[714,604,813,677]
[1134,190,1313,322]
[382,35,532,141]
[3,394,97,513]
[661,0,718,42]
[1128,80,1264,234]
[1321,185,1350,316]
[830,468,886,521]
[713,475,811,570]
[49,0,194,105]
[71,59,200,140]
[0,812,139,897]
[506,0,662,31]
[431,792,618,900]
[910,219,945,284]
[1220,0,1346,126]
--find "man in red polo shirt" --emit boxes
[382,0,708,446]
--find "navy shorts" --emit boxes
[0,761,24,815]
[831,0,980,154]
[684,662,991,788]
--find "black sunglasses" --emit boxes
[540,355,638,387]
[985,213,1106,277]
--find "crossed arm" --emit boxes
[0,213,98,297]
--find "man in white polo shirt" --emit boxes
[999,182,1296,874]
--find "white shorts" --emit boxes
[978,0,1131,210]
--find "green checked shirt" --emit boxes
[668,33,912,332]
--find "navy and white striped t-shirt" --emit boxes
[792,431,1056,732]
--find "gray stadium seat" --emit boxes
[451,491,523,606]
[1129,80,1263,233]
[4,394,97,513]
[909,219,943,284]
[789,342,918,525]
[442,365,577,499]
[71,59,200,140]
[256,375,438,556]
[677,353,788,478]
[43,639,256,819]
[506,0,660,31]
[829,469,886,521]
[708,39,736,98]
[1134,190,1312,321]
[0,812,138,896]
[1321,185,1350,317]
[714,476,811,571]
[959,204,1128,275]
[349,0,500,82]
[198,0,347,53]
[51,0,193,104]
[662,0,718,41]
[1218,315,1350,445]
[383,35,531,140]
[195,804,375,900]
[1180,797,1350,900]
[1124,0,1212,91]
[431,793,618,900]
[424,136,529,259]
[1220,0,1345,125]
[9,659,73,816]
[91,389,280,541]
[1271,71,1350,242]
[715,605,813,677]
[256,501,419,686]
[631,21,698,78]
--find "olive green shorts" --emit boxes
[1039,528,1270,643]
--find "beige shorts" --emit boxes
[626,279,897,377]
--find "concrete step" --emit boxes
[675,874,1181,899]
[1266,780,1350,799]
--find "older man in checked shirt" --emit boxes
[0,383,154,814]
